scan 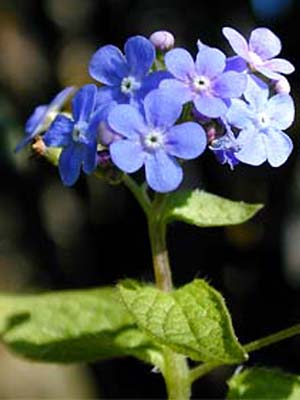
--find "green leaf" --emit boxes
[227,367,300,399]
[163,190,263,227]
[0,287,162,366]
[118,279,247,364]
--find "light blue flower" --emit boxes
[160,45,247,118]
[226,76,294,167]
[108,89,207,192]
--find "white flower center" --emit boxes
[257,112,270,128]
[72,121,88,142]
[192,75,211,93]
[144,129,164,150]
[120,76,141,94]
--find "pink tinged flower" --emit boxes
[223,27,295,80]
[273,76,291,94]
[160,46,247,118]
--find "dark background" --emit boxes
[1,0,300,398]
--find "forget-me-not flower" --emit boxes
[43,84,103,186]
[89,35,169,108]
[223,27,295,80]
[160,45,247,118]
[16,86,75,152]
[226,76,294,167]
[108,89,207,192]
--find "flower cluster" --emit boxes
[17,28,295,192]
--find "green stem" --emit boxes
[148,211,172,292]
[244,324,300,353]
[163,347,191,400]
[189,363,220,383]
[122,174,151,216]
[123,182,191,399]
[148,194,190,399]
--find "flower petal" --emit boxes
[89,45,128,85]
[110,140,145,173]
[195,47,226,78]
[15,106,48,151]
[49,86,75,110]
[164,48,196,81]
[72,84,97,123]
[82,141,98,174]
[244,75,269,111]
[249,28,281,60]
[137,70,172,99]
[166,122,207,159]
[159,79,192,104]
[222,27,250,60]
[58,143,83,186]
[43,115,74,147]
[213,71,247,98]
[263,58,295,74]
[124,36,155,79]
[226,99,254,129]
[145,150,183,192]
[194,94,227,118]
[88,102,115,137]
[266,94,295,130]
[225,56,248,73]
[144,89,182,129]
[96,86,125,108]
[25,105,48,135]
[108,104,147,138]
[235,127,267,166]
[264,128,293,167]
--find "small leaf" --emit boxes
[227,367,300,399]
[163,190,263,227]
[118,279,247,364]
[0,287,162,366]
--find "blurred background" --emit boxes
[0,0,300,398]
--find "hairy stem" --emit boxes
[148,194,190,399]
[244,324,300,353]
[148,213,172,292]
[123,183,191,399]
[163,347,191,400]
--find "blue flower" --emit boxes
[107,89,207,192]
[16,86,75,152]
[43,84,103,186]
[160,45,247,118]
[223,27,295,80]
[226,76,294,167]
[89,35,169,108]
[209,121,240,169]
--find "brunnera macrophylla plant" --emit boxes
[2,27,300,399]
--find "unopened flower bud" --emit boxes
[149,30,175,51]
[98,121,121,146]
[32,136,47,156]
[273,76,291,94]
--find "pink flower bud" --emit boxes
[273,76,291,94]
[149,31,175,51]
